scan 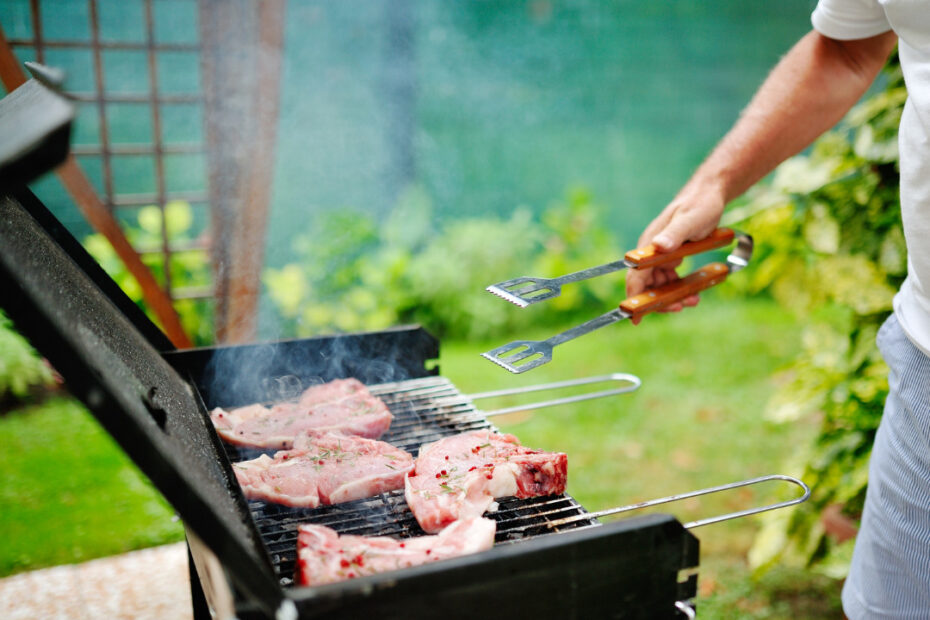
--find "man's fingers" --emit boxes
[627,194,724,325]
[651,213,720,253]
[650,269,672,288]
[636,213,674,249]
[624,267,653,297]
[651,216,698,251]
[627,294,701,326]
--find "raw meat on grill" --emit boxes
[405,429,568,533]
[232,431,414,508]
[296,517,496,586]
[210,378,393,449]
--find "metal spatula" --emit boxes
[482,232,753,373]
[487,228,736,308]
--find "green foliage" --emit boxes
[0,310,54,402]
[264,186,626,340]
[83,201,214,345]
[728,58,907,576]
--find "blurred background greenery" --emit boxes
[0,1,907,618]
[8,0,815,281]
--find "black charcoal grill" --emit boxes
[0,69,807,620]
[177,371,614,587]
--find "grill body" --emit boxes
[0,74,699,620]
[167,340,699,620]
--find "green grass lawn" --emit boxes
[0,398,184,576]
[0,294,843,617]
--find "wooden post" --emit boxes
[199,0,286,344]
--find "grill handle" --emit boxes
[547,474,810,529]
[682,474,811,529]
[463,372,641,417]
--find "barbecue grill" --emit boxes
[0,69,807,620]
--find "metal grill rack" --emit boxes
[220,376,598,587]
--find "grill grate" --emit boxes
[219,376,599,587]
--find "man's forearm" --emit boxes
[684,30,897,205]
[626,29,897,302]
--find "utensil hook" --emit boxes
[726,231,754,273]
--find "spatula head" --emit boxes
[480,340,553,374]
[486,277,561,308]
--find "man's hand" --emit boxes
[625,180,726,324]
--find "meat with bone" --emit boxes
[405,429,567,533]
[232,431,414,508]
[210,378,392,449]
[296,517,496,586]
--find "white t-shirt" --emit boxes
[812,0,930,357]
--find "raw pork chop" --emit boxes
[296,517,496,586]
[405,429,567,533]
[233,431,413,508]
[210,378,393,449]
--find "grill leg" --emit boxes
[188,544,211,620]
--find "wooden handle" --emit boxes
[619,262,729,317]
[624,228,735,269]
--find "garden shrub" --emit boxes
[264,185,626,340]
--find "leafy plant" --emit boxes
[0,310,55,403]
[727,56,906,576]
[264,185,626,340]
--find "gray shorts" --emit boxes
[843,313,930,619]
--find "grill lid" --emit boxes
[0,77,283,613]
[0,65,72,190]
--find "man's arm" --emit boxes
[625,29,898,318]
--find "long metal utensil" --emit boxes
[487,228,736,308]
[551,474,810,530]
[463,372,641,417]
[481,232,753,374]
[502,474,810,535]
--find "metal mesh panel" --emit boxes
[7,0,211,302]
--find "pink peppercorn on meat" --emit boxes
[405,430,567,533]
[232,431,414,508]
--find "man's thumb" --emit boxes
[651,218,694,252]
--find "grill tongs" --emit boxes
[482,228,753,373]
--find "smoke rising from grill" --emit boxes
[262,374,305,403]
[201,329,429,409]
